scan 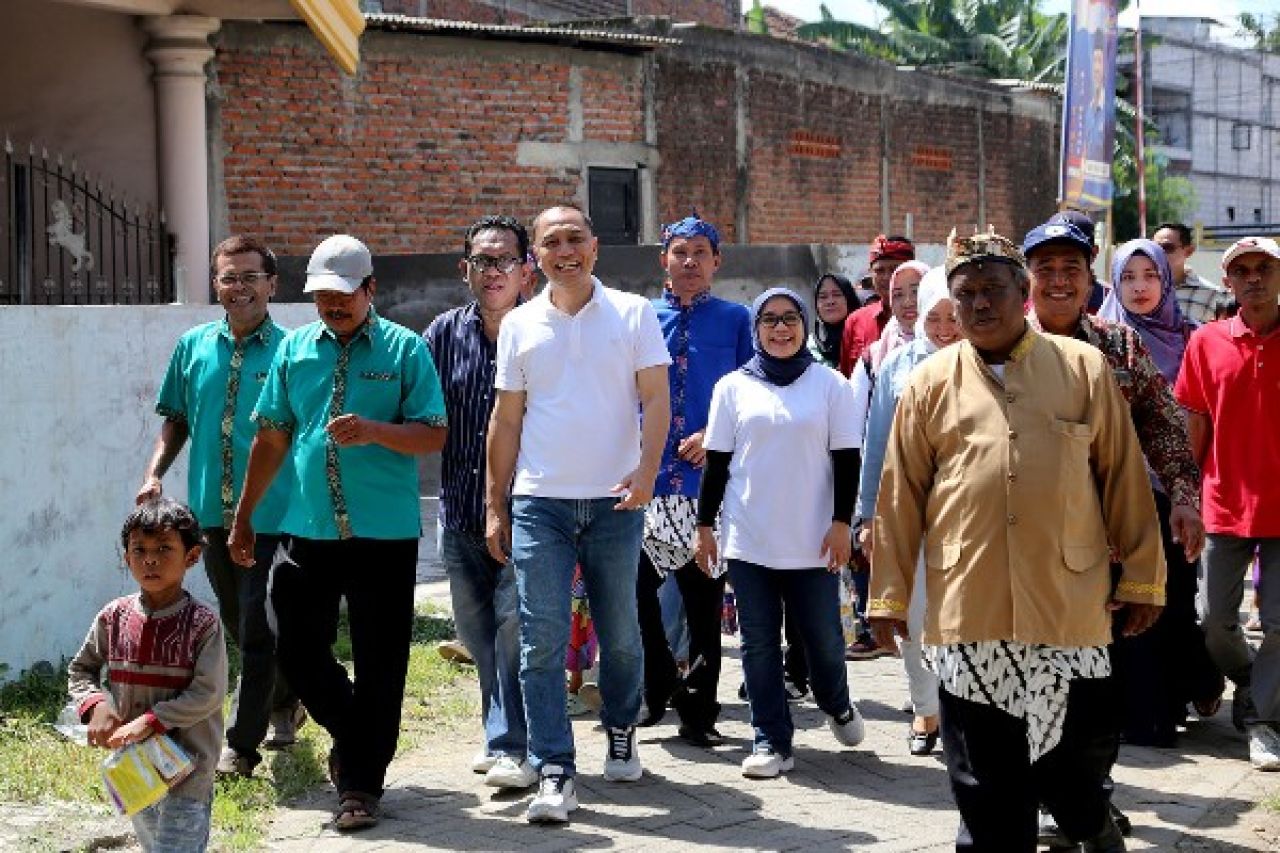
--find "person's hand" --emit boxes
[135,476,163,505]
[612,468,655,510]
[1169,503,1206,562]
[106,715,155,749]
[1109,601,1163,637]
[227,517,256,568]
[677,431,707,468]
[870,617,908,654]
[86,703,122,748]
[858,525,874,563]
[486,506,512,565]
[326,414,381,447]
[694,526,719,576]
[820,521,852,573]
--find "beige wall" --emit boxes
[0,0,158,207]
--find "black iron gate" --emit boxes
[1,139,175,305]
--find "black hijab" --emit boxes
[811,273,858,368]
[740,287,815,387]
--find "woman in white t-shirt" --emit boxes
[695,287,866,779]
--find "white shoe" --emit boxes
[526,766,578,823]
[485,756,538,789]
[602,726,642,781]
[1248,725,1280,771]
[742,747,794,778]
[828,706,866,748]
[471,749,497,774]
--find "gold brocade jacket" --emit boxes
[868,328,1165,648]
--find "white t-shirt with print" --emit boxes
[495,277,671,498]
[703,363,861,569]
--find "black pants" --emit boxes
[941,676,1119,852]
[270,536,418,797]
[203,529,295,762]
[1112,490,1225,743]
[636,551,725,728]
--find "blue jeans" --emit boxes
[511,496,645,774]
[728,559,852,756]
[439,525,526,758]
[132,793,212,852]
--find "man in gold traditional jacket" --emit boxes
[868,227,1165,853]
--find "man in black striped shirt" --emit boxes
[424,215,535,790]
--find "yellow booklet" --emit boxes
[101,734,194,816]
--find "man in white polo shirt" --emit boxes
[486,204,671,824]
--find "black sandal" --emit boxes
[908,727,938,756]
[335,791,380,832]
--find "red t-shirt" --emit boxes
[839,302,890,377]
[1174,315,1280,537]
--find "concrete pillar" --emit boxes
[144,15,219,304]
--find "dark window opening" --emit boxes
[588,168,640,245]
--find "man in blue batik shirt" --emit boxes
[635,215,753,746]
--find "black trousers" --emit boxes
[270,536,418,797]
[941,676,1119,852]
[636,551,726,728]
[1112,490,1225,743]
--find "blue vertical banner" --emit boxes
[1060,0,1119,210]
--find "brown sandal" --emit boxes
[335,792,380,832]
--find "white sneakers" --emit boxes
[1248,724,1280,771]
[526,765,578,823]
[828,706,866,748]
[485,756,538,789]
[470,750,497,774]
[603,726,643,781]
[741,747,794,778]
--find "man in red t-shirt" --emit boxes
[838,235,915,377]
[1175,236,1280,771]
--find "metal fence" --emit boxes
[1,139,174,305]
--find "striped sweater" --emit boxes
[68,591,227,801]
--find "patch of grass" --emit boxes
[0,604,476,852]
[1265,789,1280,813]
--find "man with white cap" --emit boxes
[1176,236,1280,770]
[229,234,447,831]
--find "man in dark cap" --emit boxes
[1046,210,1107,312]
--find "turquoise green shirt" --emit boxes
[155,316,293,534]
[253,310,447,541]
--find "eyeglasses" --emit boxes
[214,272,272,286]
[758,312,804,328]
[467,255,521,274]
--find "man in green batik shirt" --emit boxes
[139,234,300,779]
[229,234,447,832]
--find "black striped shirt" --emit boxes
[424,302,497,535]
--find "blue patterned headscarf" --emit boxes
[740,287,814,387]
[662,215,720,251]
[1099,239,1195,384]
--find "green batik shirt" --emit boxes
[155,316,293,533]
[253,309,447,541]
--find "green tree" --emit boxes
[1237,12,1280,53]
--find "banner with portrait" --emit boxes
[1060,0,1119,211]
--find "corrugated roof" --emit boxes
[363,13,679,49]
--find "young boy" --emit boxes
[68,499,227,852]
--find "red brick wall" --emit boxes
[653,58,739,240]
[215,29,645,255]
[632,0,738,29]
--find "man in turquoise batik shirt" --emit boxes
[138,234,299,779]
[229,234,447,832]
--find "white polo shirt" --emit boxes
[495,277,671,498]
[704,363,860,569]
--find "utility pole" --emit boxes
[1134,0,1148,236]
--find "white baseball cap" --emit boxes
[1221,236,1280,272]
[304,235,373,294]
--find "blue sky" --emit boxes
[745,0,1278,43]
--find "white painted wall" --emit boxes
[0,303,317,678]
